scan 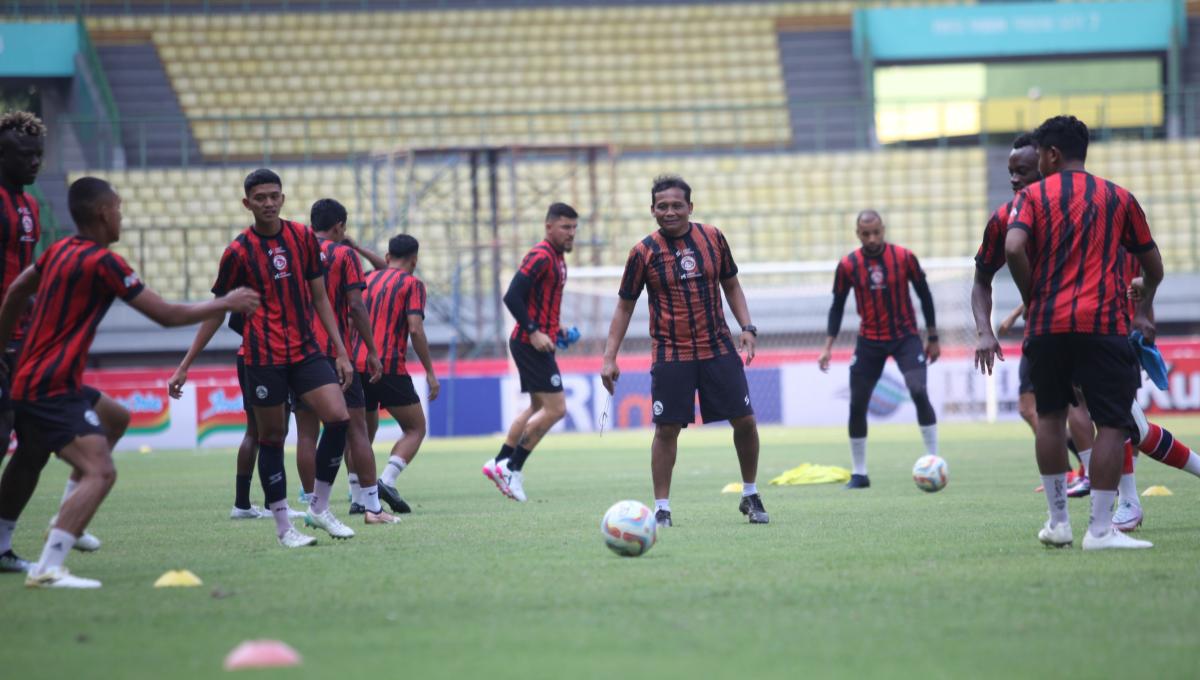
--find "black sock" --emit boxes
[315,420,349,484]
[235,474,252,509]
[509,445,532,471]
[495,444,514,463]
[257,441,287,505]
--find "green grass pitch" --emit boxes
[2,418,1198,679]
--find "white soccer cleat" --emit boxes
[501,462,527,503]
[483,458,512,498]
[1082,528,1153,551]
[25,566,101,589]
[304,509,356,539]
[277,527,318,548]
[1037,520,1073,548]
[1112,501,1144,532]
[74,531,102,552]
[230,505,266,520]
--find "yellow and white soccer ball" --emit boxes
[601,500,657,557]
[912,455,948,493]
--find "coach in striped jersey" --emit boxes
[819,210,940,489]
[600,175,767,527]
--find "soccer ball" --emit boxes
[600,500,657,557]
[912,455,948,493]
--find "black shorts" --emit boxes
[1018,355,1034,394]
[0,351,15,411]
[364,374,419,413]
[650,352,753,426]
[243,353,339,408]
[236,355,253,417]
[293,357,364,411]
[13,392,106,453]
[1024,333,1139,433]
[849,334,926,384]
[509,338,562,394]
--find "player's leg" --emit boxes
[50,388,125,552]
[651,423,682,526]
[846,337,886,488]
[485,401,531,497]
[0,443,52,573]
[500,391,565,502]
[1113,440,1143,532]
[1137,404,1200,478]
[1016,356,1038,435]
[294,356,354,539]
[698,353,767,524]
[895,335,937,456]
[379,400,424,508]
[1065,396,1095,496]
[648,360,698,525]
[231,356,266,519]
[247,362,314,547]
[293,404,320,499]
[1025,334,1076,547]
[341,371,395,523]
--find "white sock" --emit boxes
[348,473,362,505]
[1042,473,1069,525]
[1118,473,1140,507]
[0,518,15,553]
[380,456,406,486]
[1184,451,1200,477]
[268,500,292,537]
[361,485,382,513]
[654,498,670,512]
[1089,489,1118,537]
[60,478,79,509]
[742,482,757,497]
[919,424,937,456]
[309,480,333,514]
[1078,449,1092,476]
[850,437,867,476]
[37,528,76,571]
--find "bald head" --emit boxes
[855,209,885,256]
[856,209,882,227]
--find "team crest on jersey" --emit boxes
[269,247,291,280]
[868,264,886,290]
[18,208,35,242]
[675,248,701,280]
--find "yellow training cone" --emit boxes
[721,483,742,494]
[154,569,203,587]
[769,463,852,486]
[1141,485,1173,497]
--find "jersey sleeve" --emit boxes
[974,209,1008,273]
[716,229,738,280]
[341,248,366,292]
[517,249,550,281]
[211,245,243,297]
[906,250,926,282]
[1009,189,1035,236]
[1120,193,1156,254]
[617,245,646,301]
[32,245,52,274]
[98,251,145,302]
[302,227,324,280]
[405,279,427,318]
[832,259,851,296]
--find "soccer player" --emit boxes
[1005,115,1162,550]
[482,203,577,502]
[818,210,940,489]
[600,175,767,526]
[0,177,258,587]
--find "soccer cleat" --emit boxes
[304,509,356,539]
[230,505,266,520]
[1037,520,1074,548]
[378,483,412,514]
[1082,528,1153,550]
[277,527,318,548]
[25,566,101,589]
[501,463,527,502]
[0,549,31,573]
[287,507,306,520]
[1113,501,1145,532]
[1066,475,1091,498]
[844,474,870,489]
[482,458,512,498]
[297,490,312,505]
[655,509,672,527]
[348,502,366,516]
[365,509,401,525]
[74,531,102,552]
[738,493,770,524]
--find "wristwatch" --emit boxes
[525,322,539,334]
[741,324,757,337]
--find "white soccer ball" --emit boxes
[912,454,948,493]
[601,500,657,557]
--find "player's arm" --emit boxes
[309,277,352,387]
[167,316,224,399]
[503,270,552,352]
[0,264,40,353]
[345,237,387,271]
[127,286,257,328]
[1004,228,1033,309]
[408,312,439,401]
[819,288,849,374]
[347,288,382,382]
[719,274,756,366]
[600,297,636,395]
[970,267,1003,375]
[1132,245,1164,342]
[910,274,939,364]
[998,304,1025,335]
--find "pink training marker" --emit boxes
[223,640,303,670]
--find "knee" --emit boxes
[1018,399,1037,423]
[731,415,757,436]
[653,424,682,441]
[543,400,567,424]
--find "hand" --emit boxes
[167,366,188,399]
[1127,276,1146,301]
[600,357,620,395]
[818,348,832,373]
[529,330,554,353]
[739,331,757,366]
[223,287,261,314]
[974,334,1003,375]
[367,352,383,384]
[335,355,354,391]
[342,236,357,249]
[925,339,941,365]
[1133,312,1156,344]
[426,373,440,402]
[997,317,1016,335]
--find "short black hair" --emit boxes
[651,174,691,204]
[1032,115,1089,163]
[244,168,282,196]
[545,202,578,221]
[389,234,419,258]
[68,176,116,225]
[1012,132,1035,150]
[310,198,347,233]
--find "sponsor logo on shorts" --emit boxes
[84,410,100,427]
[255,385,269,400]
[849,354,857,367]
[652,400,664,416]
[550,374,561,387]
[744,395,750,406]
[918,353,926,364]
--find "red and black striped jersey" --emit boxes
[212,220,324,366]
[509,240,566,344]
[618,222,739,363]
[356,268,426,375]
[1010,170,1155,336]
[0,185,41,344]
[11,236,143,400]
[833,243,925,342]
[313,237,365,358]
[974,200,1015,274]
